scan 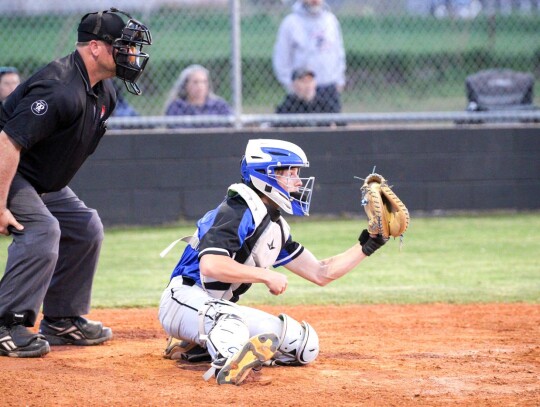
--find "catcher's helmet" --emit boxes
[241,139,314,216]
[78,8,152,95]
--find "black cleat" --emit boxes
[0,324,50,358]
[39,317,112,346]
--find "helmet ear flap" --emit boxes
[240,156,249,184]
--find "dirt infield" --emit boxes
[1,304,538,406]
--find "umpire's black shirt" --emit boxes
[0,51,116,193]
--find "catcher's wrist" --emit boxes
[358,229,369,246]
[358,229,386,256]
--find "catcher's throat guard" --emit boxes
[359,172,410,242]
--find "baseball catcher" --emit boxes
[158,139,392,386]
[359,171,409,247]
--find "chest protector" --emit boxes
[201,183,291,302]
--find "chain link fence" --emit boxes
[2,0,540,127]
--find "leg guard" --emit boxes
[199,299,250,361]
[206,313,249,360]
[198,299,251,381]
[272,313,319,366]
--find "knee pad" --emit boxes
[273,313,319,366]
[199,299,250,360]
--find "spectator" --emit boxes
[164,64,232,128]
[112,80,139,117]
[272,0,346,112]
[275,68,341,127]
[0,67,21,104]
[276,68,341,113]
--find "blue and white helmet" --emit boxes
[241,139,315,216]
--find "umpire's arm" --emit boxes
[0,130,23,235]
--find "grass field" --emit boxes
[1,213,538,308]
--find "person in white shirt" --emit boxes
[272,0,346,112]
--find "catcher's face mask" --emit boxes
[78,8,152,96]
[112,16,152,96]
[273,166,315,216]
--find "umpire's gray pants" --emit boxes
[0,173,104,327]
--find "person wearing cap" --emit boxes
[272,0,345,112]
[0,67,20,104]
[0,9,151,358]
[275,68,341,126]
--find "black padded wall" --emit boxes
[70,126,540,226]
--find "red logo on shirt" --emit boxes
[100,105,106,119]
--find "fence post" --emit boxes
[230,0,242,129]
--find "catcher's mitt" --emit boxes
[360,172,410,240]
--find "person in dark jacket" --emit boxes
[275,68,341,127]
[112,80,139,117]
[0,8,151,358]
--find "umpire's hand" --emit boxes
[0,208,24,236]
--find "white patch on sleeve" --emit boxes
[31,100,48,116]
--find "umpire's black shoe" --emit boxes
[0,324,50,358]
[39,317,112,346]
